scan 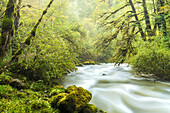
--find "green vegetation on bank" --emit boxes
[0,74,106,113]
[0,0,169,112]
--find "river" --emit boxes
[60,63,170,113]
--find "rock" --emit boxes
[50,86,66,97]
[76,63,84,66]
[66,85,77,93]
[10,79,27,90]
[57,85,92,113]
[80,104,106,113]
[50,93,68,108]
[83,60,95,65]
[79,104,98,113]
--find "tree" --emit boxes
[0,0,54,74]
[96,0,169,64]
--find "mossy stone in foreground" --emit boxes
[50,93,68,108]
[58,86,92,113]
[50,86,66,97]
[79,104,98,113]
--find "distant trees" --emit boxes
[97,0,169,64]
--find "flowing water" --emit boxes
[60,63,170,113]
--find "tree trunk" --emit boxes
[152,0,158,35]
[142,0,153,36]
[157,0,167,36]
[0,0,55,74]
[0,0,15,63]
[129,0,146,40]
[13,0,22,58]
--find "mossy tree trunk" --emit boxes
[129,0,146,41]
[12,0,22,60]
[0,0,55,74]
[142,0,153,36]
[0,0,15,63]
[156,0,167,36]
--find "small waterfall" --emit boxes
[60,63,170,113]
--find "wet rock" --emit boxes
[56,85,92,113]
[80,104,98,113]
[80,104,106,113]
[83,60,95,65]
[10,79,27,90]
[76,63,84,66]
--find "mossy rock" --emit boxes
[83,60,95,65]
[50,86,66,97]
[50,93,68,108]
[80,104,106,113]
[66,85,77,93]
[0,74,12,85]
[31,99,50,110]
[76,63,83,66]
[80,104,98,113]
[57,85,92,113]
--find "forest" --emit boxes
[0,0,169,113]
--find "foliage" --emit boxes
[95,0,169,64]
[130,37,170,80]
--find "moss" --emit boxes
[50,87,66,97]
[83,60,95,65]
[98,109,107,113]
[50,93,68,108]
[1,15,13,31]
[80,104,98,113]
[58,86,92,113]
[0,85,15,98]
[16,91,27,98]
[66,85,77,93]
[30,81,46,91]
[31,99,50,110]
[0,74,12,85]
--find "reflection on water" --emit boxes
[60,63,170,113]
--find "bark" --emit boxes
[0,0,15,63]
[152,0,158,34]
[14,0,21,36]
[12,0,22,58]
[157,0,167,36]
[142,0,153,36]
[129,0,146,40]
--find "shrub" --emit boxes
[130,37,170,80]
[9,37,76,83]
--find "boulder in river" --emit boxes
[51,85,92,113]
[83,60,95,65]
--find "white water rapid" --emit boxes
[60,63,170,113]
